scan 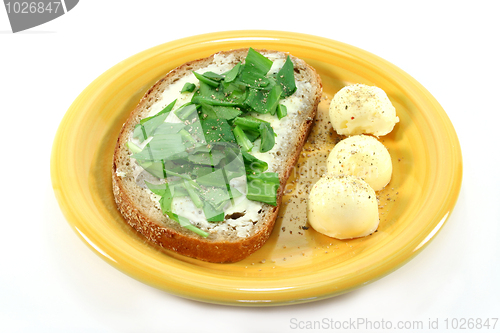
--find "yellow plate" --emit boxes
[51,31,462,306]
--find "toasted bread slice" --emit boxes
[112,48,322,263]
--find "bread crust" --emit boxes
[112,48,322,263]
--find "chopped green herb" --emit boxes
[132,100,176,142]
[192,84,245,108]
[174,103,198,121]
[258,122,276,153]
[158,183,174,213]
[223,62,242,83]
[196,168,226,188]
[145,181,169,196]
[233,125,253,152]
[222,82,248,103]
[238,70,271,89]
[246,172,280,206]
[241,151,268,174]
[243,129,260,142]
[267,85,283,116]
[181,82,196,93]
[233,116,263,132]
[200,118,235,144]
[276,56,297,97]
[243,48,273,76]
[277,104,288,120]
[191,165,214,178]
[221,147,247,181]
[169,212,210,237]
[203,201,225,222]
[183,180,203,208]
[126,141,142,154]
[179,128,196,144]
[237,48,274,90]
[202,71,224,81]
[137,160,165,179]
[244,84,282,114]
[203,186,231,209]
[188,149,225,167]
[128,48,298,236]
[131,133,188,161]
[153,122,185,136]
[202,104,243,120]
[193,71,220,87]
[149,181,209,237]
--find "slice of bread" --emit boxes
[112,48,322,263]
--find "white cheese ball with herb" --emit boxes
[327,135,392,191]
[330,84,399,136]
[307,175,379,239]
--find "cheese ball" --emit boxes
[327,135,392,191]
[307,175,379,239]
[329,84,399,136]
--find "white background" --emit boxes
[1,1,499,332]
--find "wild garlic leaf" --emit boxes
[246,172,280,206]
[276,56,297,97]
[133,100,176,142]
[200,118,235,144]
[241,151,268,173]
[243,48,273,76]
[223,62,242,83]
[131,133,187,161]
